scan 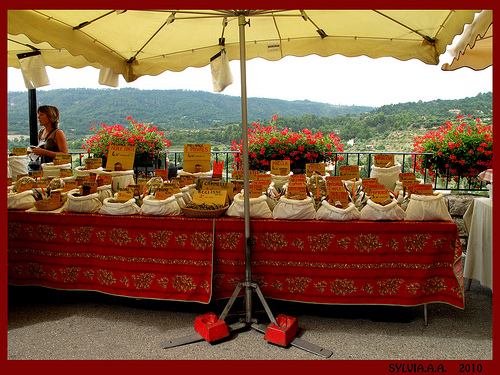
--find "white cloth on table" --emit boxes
[463,197,493,290]
[404,193,452,221]
[272,196,316,220]
[315,201,361,221]
[226,193,272,219]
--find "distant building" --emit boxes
[448,109,461,115]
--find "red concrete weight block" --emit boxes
[263,314,299,347]
[194,312,230,343]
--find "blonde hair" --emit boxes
[38,105,60,128]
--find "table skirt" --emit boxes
[8,211,464,308]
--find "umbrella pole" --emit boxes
[238,14,253,326]
[160,13,331,359]
[29,88,38,146]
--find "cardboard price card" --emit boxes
[271,160,290,176]
[326,176,344,188]
[248,184,263,198]
[154,187,172,200]
[63,180,78,192]
[287,182,307,200]
[154,169,169,181]
[75,176,86,186]
[16,181,34,193]
[97,175,113,186]
[54,154,72,166]
[212,161,224,181]
[59,168,73,178]
[127,184,142,197]
[183,144,211,173]
[399,172,417,182]
[249,170,260,180]
[290,174,306,183]
[370,189,391,204]
[162,182,180,196]
[364,182,386,195]
[374,154,395,167]
[249,179,268,193]
[361,178,378,191]
[29,170,43,180]
[231,170,243,180]
[81,181,98,194]
[49,190,62,203]
[200,181,234,202]
[230,169,259,181]
[116,187,134,202]
[413,184,434,195]
[179,175,194,187]
[191,189,228,207]
[327,184,347,194]
[339,165,360,181]
[12,147,27,156]
[256,173,272,184]
[328,190,349,208]
[232,180,244,194]
[306,163,326,177]
[403,180,420,194]
[106,145,136,171]
[85,157,102,169]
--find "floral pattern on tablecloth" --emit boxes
[214,219,465,308]
[8,212,214,303]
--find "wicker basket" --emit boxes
[33,200,64,211]
[181,205,229,218]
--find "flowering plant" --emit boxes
[231,115,345,171]
[82,116,171,162]
[413,115,493,183]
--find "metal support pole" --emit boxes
[28,88,38,146]
[423,304,428,326]
[238,13,253,325]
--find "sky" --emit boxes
[7,11,493,109]
[7,54,493,108]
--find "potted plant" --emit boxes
[82,116,171,167]
[231,115,345,173]
[413,115,493,186]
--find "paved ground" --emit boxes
[7,275,492,362]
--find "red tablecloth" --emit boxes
[7,211,214,303]
[8,211,464,308]
[214,218,464,308]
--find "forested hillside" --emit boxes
[7,88,372,135]
[7,89,492,153]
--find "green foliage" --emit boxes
[413,115,493,184]
[230,117,344,171]
[7,88,372,135]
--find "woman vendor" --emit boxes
[32,105,69,163]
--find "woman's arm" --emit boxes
[32,129,69,158]
[54,129,69,154]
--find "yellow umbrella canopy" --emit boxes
[8,9,480,82]
[442,9,492,71]
[8,33,100,70]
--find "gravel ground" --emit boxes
[7,276,492,362]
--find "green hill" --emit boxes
[7,88,372,136]
[7,89,492,153]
